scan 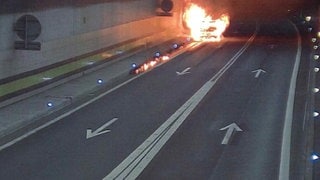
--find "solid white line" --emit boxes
[278,22,302,180]
[104,35,256,179]
[104,81,214,180]
[302,69,312,131]
[209,33,256,84]
[0,41,199,151]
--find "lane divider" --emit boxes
[104,33,257,180]
[278,21,302,180]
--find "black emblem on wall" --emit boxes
[14,15,41,50]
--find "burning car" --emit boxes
[183,3,230,42]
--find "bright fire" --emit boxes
[183,3,230,42]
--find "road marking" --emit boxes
[219,123,243,145]
[278,22,302,180]
[104,34,256,180]
[252,68,266,78]
[0,74,143,152]
[86,118,118,139]
[176,67,191,76]
[0,40,200,151]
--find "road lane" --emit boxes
[104,34,256,179]
[138,21,301,180]
[0,38,249,179]
[0,19,305,180]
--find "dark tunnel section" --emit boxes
[0,0,135,14]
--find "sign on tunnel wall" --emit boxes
[14,14,41,50]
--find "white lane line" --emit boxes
[104,34,256,180]
[278,22,302,180]
[209,33,256,84]
[302,68,312,131]
[0,41,200,152]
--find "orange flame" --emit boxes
[183,3,230,42]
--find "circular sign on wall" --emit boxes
[15,14,41,41]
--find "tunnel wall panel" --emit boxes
[0,0,181,78]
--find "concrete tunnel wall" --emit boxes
[0,0,184,79]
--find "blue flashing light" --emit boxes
[131,63,137,68]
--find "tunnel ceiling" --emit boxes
[1,0,318,19]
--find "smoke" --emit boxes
[184,0,310,20]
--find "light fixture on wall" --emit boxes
[156,0,174,16]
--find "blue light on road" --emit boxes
[97,79,103,84]
[312,154,319,161]
[131,63,137,68]
[47,102,54,107]
[173,43,178,49]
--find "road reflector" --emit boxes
[47,102,54,107]
[305,16,311,22]
[97,79,103,84]
[312,154,319,161]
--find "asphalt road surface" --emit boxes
[0,20,310,180]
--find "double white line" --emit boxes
[104,34,256,180]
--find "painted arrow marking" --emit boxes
[176,67,191,76]
[86,117,118,139]
[219,123,243,145]
[252,68,266,78]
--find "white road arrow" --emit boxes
[219,123,243,145]
[176,67,191,76]
[86,117,118,139]
[252,68,266,78]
